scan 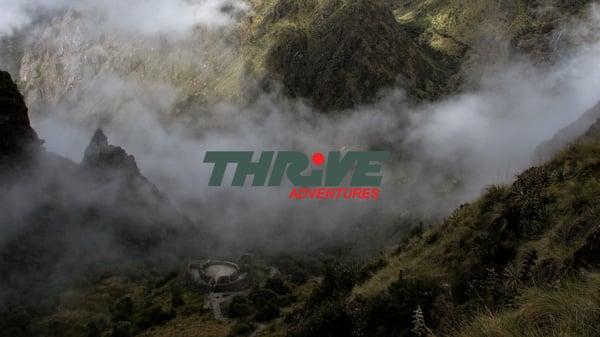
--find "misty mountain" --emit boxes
[2,1,600,336]
[288,109,600,337]
[2,0,599,259]
[0,71,200,311]
[3,0,592,116]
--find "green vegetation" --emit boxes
[0,273,210,337]
[337,127,600,336]
[262,0,592,110]
[454,273,600,337]
[14,0,591,113]
[264,0,457,110]
[229,321,255,336]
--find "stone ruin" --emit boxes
[186,260,251,293]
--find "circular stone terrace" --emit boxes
[205,263,237,281]
[186,260,250,293]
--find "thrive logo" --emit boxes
[204,151,390,200]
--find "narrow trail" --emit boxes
[206,293,228,322]
[249,323,267,337]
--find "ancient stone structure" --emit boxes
[186,260,250,293]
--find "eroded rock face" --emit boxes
[0,71,42,163]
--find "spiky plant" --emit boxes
[518,249,538,286]
[485,267,501,306]
[411,305,432,337]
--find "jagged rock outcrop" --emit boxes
[77,127,188,239]
[0,71,42,165]
[82,128,140,176]
[0,71,200,310]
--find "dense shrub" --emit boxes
[362,278,441,337]
[265,277,291,295]
[287,299,353,337]
[111,321,133,337]
[309,262,359,305]
[290,270,308,285]
[86,318,108,337]
[110,297,133,322]
[138,305,175,328]
[357,257,388,283]
[170,285,184,307]
[249,288,279,308]
[229,296,254,318]
[255,302,280,322]
[229,321,255,336]
[276,294,298,307]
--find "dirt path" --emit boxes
[206,293,228,322]
[249,323,267,337]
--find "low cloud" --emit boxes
[5,3,600,254]
[0,0,248,37]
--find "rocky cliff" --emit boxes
[0,71,42,167]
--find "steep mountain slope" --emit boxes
[12,8,252,117]
[264,0,450,110]
[12,0,452,114]
[7,0,590,115]
[0,71,200,322]
[391,0,593,84]
[337,117,600,336]
[2,1,600,336]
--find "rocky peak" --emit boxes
[89,128,109,147]
[82,128,140,176]
[0,70,42,163]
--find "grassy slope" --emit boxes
[17,255,322,337]
[27,274,220,337]
[393,0,531,56]
[455,273,600,337]
[352,126,600,336]
[239,0,585,108]
[8,2,600,336]
[27,129,600,337]
[392,0,591,89]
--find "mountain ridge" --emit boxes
[0,71,201,316]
